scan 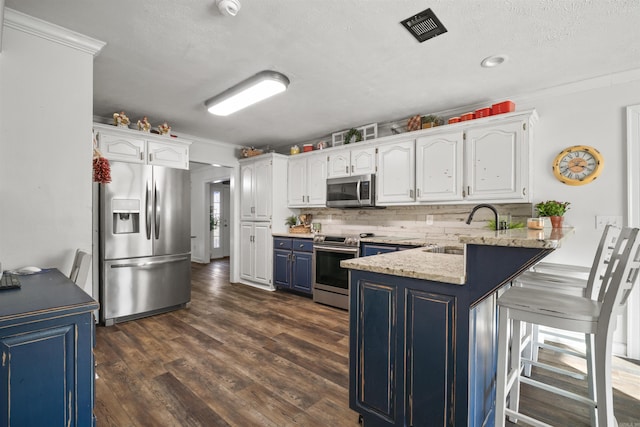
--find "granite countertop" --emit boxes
[341,227,574,284]
[273,232,315,238]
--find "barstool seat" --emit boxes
[495,226,640,427]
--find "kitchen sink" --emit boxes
[423,245,465,255]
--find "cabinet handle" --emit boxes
[140,152,145,161]
[279,242,284,246]
[299,244,304,248]
[292,254,296,262]
[522,187,527,196]
[467,186,471,195]
[416,188,421,198]
[409,189,414,198]
[345,166,349,174]
[351,165,354,173]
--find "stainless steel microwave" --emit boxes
[326,174,376,208]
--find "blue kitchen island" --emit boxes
[342,228,573,427]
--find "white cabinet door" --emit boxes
[147,140,189,169]
[239,222,254,280]
[240,164,255,220]
[97,133,145,163]
[465,120,524,200]
[307,154,327,206]
[252,223,272,285]
[376,140,416,205]
[351,146,376,176]
[287,157,307,207]
[416,132,464,202]
[253,159,272,221]
[327,149,351,178]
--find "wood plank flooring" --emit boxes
[94,259,640,426]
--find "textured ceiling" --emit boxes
[5,0,640,148]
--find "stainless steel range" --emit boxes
[312,234,360,310]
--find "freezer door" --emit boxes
[101,162,153,259]
[152,166,191,256]
[101,254,191,323]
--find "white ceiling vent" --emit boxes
[400,8,447,43]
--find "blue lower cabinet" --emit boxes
[0,270,98,427]
[361,243,420,257]
[273,237,313,295]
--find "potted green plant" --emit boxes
[535,200,570,228]
[285,215,298,228]
[421,114,443,129]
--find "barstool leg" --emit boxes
[495,308,510,427]
[595,328,617,427]
[508,318,523,420]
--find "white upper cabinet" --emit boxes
[94,124,190,169]
[288,152,327,207]
[327,146,376,178]
[376,139,416,205]
[240,158,272,221]
[465,119,528,201]
[416,131,464,202]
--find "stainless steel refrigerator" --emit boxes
[99,161,191,325]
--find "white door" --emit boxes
[288,157,307,207]
[416,132,464,202]
[239,222,254,280]
[351,146,376,176]
[252,223,272,285]
[240,164,255,220]
[307,154,327,206]
[253,160,272,221]
[327,149,351,178]
[465,121,523,200]
[376,140,416,205]
[210,184,230,259]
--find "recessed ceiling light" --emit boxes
[481,54,508,68]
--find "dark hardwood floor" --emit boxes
[94,259,640,426]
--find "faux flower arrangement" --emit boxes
[535,200,570,217]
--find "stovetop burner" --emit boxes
[313,234,361,247]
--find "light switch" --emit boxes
[595,215,623,230]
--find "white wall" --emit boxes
[0,11,103,295]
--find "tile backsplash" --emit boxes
[301,203,533,238]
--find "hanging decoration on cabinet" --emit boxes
[92,131,111,184]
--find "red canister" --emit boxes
[475,107,492,118]
[491,100,515,114]
[448,117,460,124]
[460,112,475,121]
[303,144,314,152]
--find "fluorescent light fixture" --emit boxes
[205,70,289,116]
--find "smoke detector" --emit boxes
[216,0,241,17]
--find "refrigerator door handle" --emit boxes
[110,256,190,269]
[145,180,152,240]
[154,180,160,239]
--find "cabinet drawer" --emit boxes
[274,238,292,250]
[292,239,313,252]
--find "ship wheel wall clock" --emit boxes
[552,145,604,185]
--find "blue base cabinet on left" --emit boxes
[273,237,313,294]
[0,270,99,427]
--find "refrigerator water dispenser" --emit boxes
[112,199,140,234]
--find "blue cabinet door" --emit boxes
[273,248,291,288]
[292,251,312,293]
[405,289,455,426]
[361,244,397,257]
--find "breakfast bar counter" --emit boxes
[342,227,573,427]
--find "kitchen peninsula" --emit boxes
[342,227,574,427]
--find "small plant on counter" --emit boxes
[285,215,298,227]
[535,200,571,217]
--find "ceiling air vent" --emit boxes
[401,8,447,43]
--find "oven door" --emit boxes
[312,244,359,295]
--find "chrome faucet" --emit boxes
[466,204,506,230]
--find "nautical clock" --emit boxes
[552,145,604,185]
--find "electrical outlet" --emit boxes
[426,215,434,225]
[595,215,623,230]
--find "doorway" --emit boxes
[210,182,230,259]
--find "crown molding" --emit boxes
[4,8,105,56]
